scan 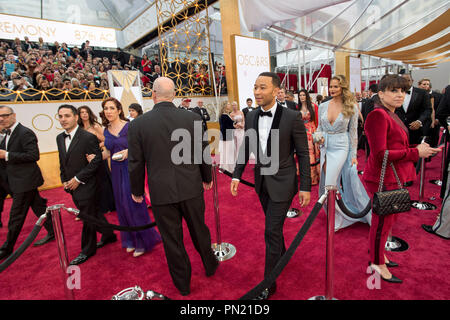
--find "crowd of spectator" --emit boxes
[0,36,228,101]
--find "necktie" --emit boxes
[259,110,272,118]
[63,132,71,140]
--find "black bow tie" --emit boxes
[3,129,11,136]
[63,132,71,140]
[406,90,411,95]
[259,110,273,118]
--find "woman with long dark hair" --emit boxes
[316,75,371,231]
[299,89,320,185]
[78,105,115,216]
[364,75,439,282]
[92,97,161,257]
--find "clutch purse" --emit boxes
[312,130,324,144]
[372,151,411,216]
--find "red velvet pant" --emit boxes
[365,181,399,265]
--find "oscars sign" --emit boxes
[232,35,270,108]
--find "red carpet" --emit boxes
[0,150,449,300]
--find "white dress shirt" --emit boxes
[232,101,277,182]
[402,86,413,113]
[4,121,20,161]
[64,125,79,152]
[258,101,277,154]
[64,125,84,184]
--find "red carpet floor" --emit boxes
[0,150,449,300]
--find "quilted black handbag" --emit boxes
[372,151,411,216]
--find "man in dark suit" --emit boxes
[191,99,210,133]
[56,105,116,265]
[418,78,443,147]
[435,85,450,198]
[361,83,379,121]
[395,74,432,145]
[128,77,218,296]
[242,98,256,117]
[276,87,298,111]
[231,72,311,299]
[0,106,55,261]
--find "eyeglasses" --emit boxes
[0,113,12,118]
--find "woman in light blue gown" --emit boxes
[316,75,371,231]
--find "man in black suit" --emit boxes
[0,106,55,261]
[191,99,210,133]
[276,87,298,111]
[56,105,116,265]
[395,74,432,145]
[242,98,256,117]
[231,72,311,299]
[128,77,218,296]
[418,78,443,147]
[361,83,378,121]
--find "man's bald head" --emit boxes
[152,77,175,103]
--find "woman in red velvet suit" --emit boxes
[363,75,440,283]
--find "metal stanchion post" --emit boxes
[211,164,236,261]
[430,129,446,186]
[411,155,437,211]
[310,186,337,300]
[48,204,75,300]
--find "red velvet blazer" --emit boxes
[363,106,419,193]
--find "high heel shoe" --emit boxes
[369,264,403,284]
[385,260,399,268]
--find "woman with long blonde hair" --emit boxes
[316,75,371,231]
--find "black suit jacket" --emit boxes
[191,106,210,131]
[233,104,311,202]
[395,87,432,144]
[361,94,378,121]
[128,101,212,206]
[242,106,256,117]
[56,128,102,201]
[278,100,298,111]
[1,123,44,194]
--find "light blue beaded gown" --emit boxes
[317,100,372,231]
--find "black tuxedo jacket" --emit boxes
[0,123,44,194]
[395,87,432,144]
[56,128,102,201]
[361,94,378,121]
[278,100,298,111]
[242,106,256,117]
[128,101,212,206]
[232,104,311,202]
[191,106,210,131]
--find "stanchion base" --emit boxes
[385,236,409,252]
[308,296,338,300]
[429,179,442,186]
[212,242,236,262]
[411,201,437,211]
[286,208,302,218]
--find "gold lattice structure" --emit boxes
[156,0,214,97]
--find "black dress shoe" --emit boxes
[179,290,190,296]
[0,249,12,261]
[386,260,399,268]
[69,253,90,265]
[96,235,117,248]
[33,234,55,247]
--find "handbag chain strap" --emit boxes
[378,150,403,192]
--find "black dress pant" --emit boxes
[152,193,217,294]
[73,197,115,257]
[257,178,292,289]
[1,189,54,253]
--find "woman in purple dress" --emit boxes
[96,97,161,257]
